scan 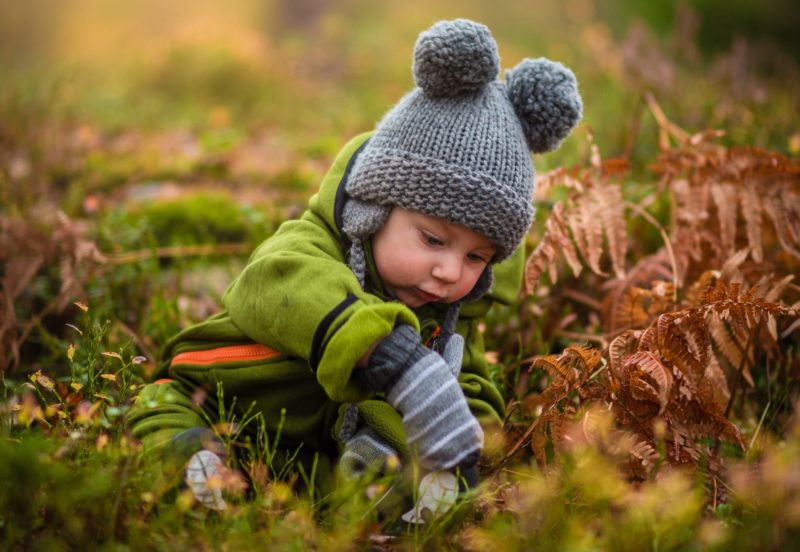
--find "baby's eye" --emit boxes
[467,253,488,263]
[423,232,444,246]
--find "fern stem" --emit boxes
[643,91,691,145]
[623,200,679,302]
[724,323,759,420]
[561,288,603,311]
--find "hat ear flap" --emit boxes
[505,58,583,153]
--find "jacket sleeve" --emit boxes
[455,243,525,424]
[222,210,419,404]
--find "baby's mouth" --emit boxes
[414,288,442,303]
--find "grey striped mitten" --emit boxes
[339,425,401,479]
[359,325,483,471]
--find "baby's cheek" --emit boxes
[458,268,485,297]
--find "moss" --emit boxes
[132,192,252,247]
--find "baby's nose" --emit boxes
[432,254,462,283]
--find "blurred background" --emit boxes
[1,0,797,206]
[1,0,798,368]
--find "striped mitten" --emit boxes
[359,325,483,471]
[340,425,401,479]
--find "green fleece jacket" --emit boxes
[130,133,522,480]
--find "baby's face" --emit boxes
[371,208,496,308]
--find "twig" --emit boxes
[107,243,251,265]
[113,319,157,367]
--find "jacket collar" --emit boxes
[306,132,371,240]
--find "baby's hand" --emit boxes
[359,325,483,472]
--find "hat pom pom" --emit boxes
[413,19,499,98]
[506,58,583,153]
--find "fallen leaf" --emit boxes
[31,370,55,391]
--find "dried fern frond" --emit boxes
[621,350,673,415]
[604,280,676,334]
[517,279,793,476]
[531,345,602,388]
[655,141,800,272]
[592,183,627,278]
[525,202,579,293]
[509,345,604,467]
[525,148,630,295]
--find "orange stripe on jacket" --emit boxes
[171,344,281,367]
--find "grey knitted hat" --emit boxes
[342,19,582,334]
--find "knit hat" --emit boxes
[342,19,582,334]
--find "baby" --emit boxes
[128,18,582,511]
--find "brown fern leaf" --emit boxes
[684,270,718,307]
[764,193,800,259]
[705,345,731,408]
[671,177,710,226]
[553,203,584,279]
[591,183,628,279]
[702,280,789,333]
[607,281,676,333]
[674,310,711,374]
[621,350,673,415]
[763,274,795,303]
[676,375,745,449]
[719,248,750,282]
[532,345,602,387]
[570,191,606,276]
[628,440,660,479]
[739,181,763,263]
[519,346,604,467]
[710,182,739,258]
[654,142,800,277]
[671,225,704,287]
[525,202,579,293]
[709,317,753,387]
[533,167,585,199]
[601,250,673,333]
[608,330,640,388]
[653,313,706,381]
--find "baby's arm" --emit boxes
[222,213,418,403]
